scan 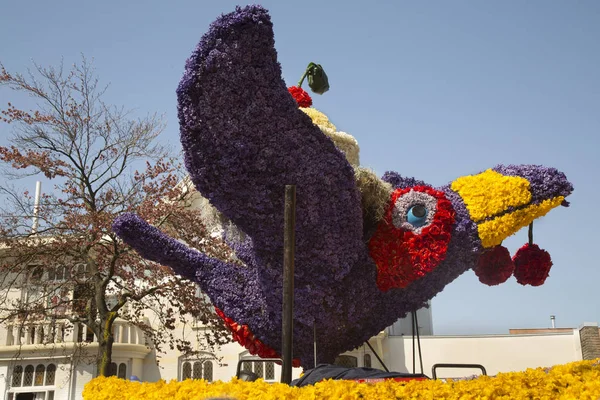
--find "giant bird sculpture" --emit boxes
[113,5,573,369]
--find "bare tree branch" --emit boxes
[0,57,235,377]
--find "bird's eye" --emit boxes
[392,189,438,233]
[407,204,428,227]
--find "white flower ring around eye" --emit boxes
[392,190,439,234]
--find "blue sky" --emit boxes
[1,1,599,335]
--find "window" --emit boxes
[77,324,95,343]
[193,362,202,379]
[47,267,55,281]
[48,265,70,282]
[180,359,214,382]
[334,355,358,368]
[118,363,127,379]
[265,361,274,380]
[8,391,54,400]
[45,364,56,385]
[29,326,36,345]
[254,362,263,378]
[10,363,56,388]
[73,283,93,315]
[203,361,213,382]
[34,364,45,386]
[182,362,192,380]
[11,366,23,387]
[30,265,43,282]
[364,354,372,368]
[239,358,275,381]
[75,262,91,277]
[47,288,69,316]
[241,360,251,372]
[23,365,34,386]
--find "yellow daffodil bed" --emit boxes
[84,359,600,400]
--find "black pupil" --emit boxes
[412,205,426,218]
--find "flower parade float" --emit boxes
[105,4,580,396]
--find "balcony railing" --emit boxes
[3,319,147,346]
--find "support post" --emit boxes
[365,340,389,372]
[281,185,296,384]
[313,323,317,368]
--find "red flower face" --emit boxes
[513,243,553,286]
[474,245,515,286]
[287,86,313,108]
[368,186,455,291]
[215,307,301,367]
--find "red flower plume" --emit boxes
[288,86,313,108]
[215,307,300,367]
[474,245,514,286]
[513,243,553,286]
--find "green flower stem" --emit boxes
[528,223,534,245]
[297,62,317,87]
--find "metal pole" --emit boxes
[313,323,317,368]
[411,311,416,374]
[365,340,390,372]
[281,185,296,384]
[31,181,42,234]
[414,310,424,374]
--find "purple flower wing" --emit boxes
[177,5,364,279]
[111,213,267,321]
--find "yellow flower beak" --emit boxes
[451,169,567,248]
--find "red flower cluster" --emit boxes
[474,245,515,286]
[369,187,455,291]
[215,307,301,367]
[513,243,553,286]
[287,86,313,108]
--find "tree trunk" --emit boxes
[96,315,117,377]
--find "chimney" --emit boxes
[579,323,600,360]
[550,315,556,329]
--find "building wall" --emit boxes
[387,305,433,337]
[137,322,303,384]
[0,364,7,400]
[69,360,95,400]
[384,331,582,379]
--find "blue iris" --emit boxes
[407,204,428,227]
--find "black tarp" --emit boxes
[290,364,429,387]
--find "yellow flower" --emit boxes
[450,169,565,248]
[83,359,600,400]
[300,107,337,131]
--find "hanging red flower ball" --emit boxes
[288,86,313,108]
[512,243,553,286]
[474,245,514,286]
